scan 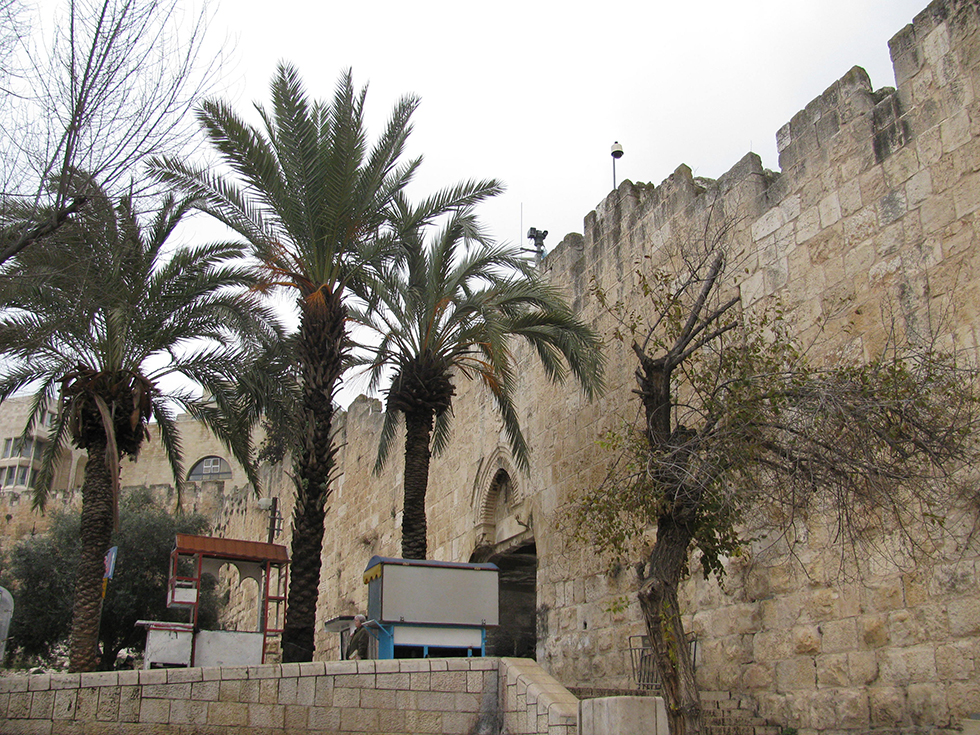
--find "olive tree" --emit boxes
[570,221,980,735]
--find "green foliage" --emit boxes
[573,251,980,581]
[1,490,215,669]
[601,595,630,614]
[1,513,79,661]
[350,200,604,474]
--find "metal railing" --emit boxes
[628,634,698,690]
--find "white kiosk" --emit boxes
[358,556,498,659]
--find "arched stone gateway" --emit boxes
[471,458,538,659]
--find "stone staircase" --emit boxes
[700,691,781,735]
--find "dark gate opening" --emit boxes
[472,542,537,659]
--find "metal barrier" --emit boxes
[628,634,698,690]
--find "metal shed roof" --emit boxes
[174,533,289,564]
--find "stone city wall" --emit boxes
[309,0,980,732]
[2,1,980,733]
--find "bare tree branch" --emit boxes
[0,0,221,265]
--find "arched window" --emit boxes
[188,456,232,481]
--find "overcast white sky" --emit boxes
[174,0,929,406]
[205,0,927,253]
[26,0,933,406]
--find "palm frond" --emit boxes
[0,177,286,511]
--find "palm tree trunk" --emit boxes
[281,289,345,663]
[68,436,114,672]
[639,514,702,735]
[401,409,434,560]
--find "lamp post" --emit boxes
[611,141,624,189]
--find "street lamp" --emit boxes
[611,141,624,189]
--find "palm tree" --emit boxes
[0,178,281,672]
[149,64,499,660]
[351,201,605,559]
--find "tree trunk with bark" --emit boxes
[635,345,705,735]
[282,289,345,663]
[639,514,702,735]
[68,435,114,673]
[401,408,435,559]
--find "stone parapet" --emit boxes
[0,657,577,735]
[499,657,579,735]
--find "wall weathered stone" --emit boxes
[0,657,576,735]
[3,1,979,733]
[305,1,980,732]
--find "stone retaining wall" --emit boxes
[499,657,578,735]
[0,657,577,735]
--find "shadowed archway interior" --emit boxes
[471,541,537,659]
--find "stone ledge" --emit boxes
[1,657,570,735]
[499,657,578,734]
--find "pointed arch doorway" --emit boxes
[470,465,538,659]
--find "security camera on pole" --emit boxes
[611,141,624,189]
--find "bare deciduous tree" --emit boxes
[570,215,980,735]
[0,0,219,264]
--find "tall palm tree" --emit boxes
[150,64,498,660]
[351,201,605,559]
[0,178,282,672]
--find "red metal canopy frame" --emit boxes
[168,533,289,665]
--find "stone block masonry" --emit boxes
[301,0,980,732]
[4,1,980,733]
[0,657,581,735]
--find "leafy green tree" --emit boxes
[2,490,215,669]
[99,490,215,669]
[150,65,497,660]
[572,238,980,735]
[0,177,282,672]
[351,200,604,559]
[2,513,78,662]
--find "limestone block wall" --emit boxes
[500,657,578,735]
[307,0,980,733]
[0,397,84,557]
[0,402,275,563]
[3,1,980,733]
[0,657,574,735]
